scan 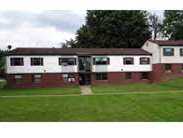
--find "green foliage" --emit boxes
[162,10,183,40]
[62,38,77,48]
[0,80,7,88]
[75,10,151,48]
[0,50,6,70]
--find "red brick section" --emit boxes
[6,73,79,88]
[150,64,164,82]
[91,72,151,85]
[171,64,182,74]
[8,72,152,88]
[167,64,183,78]
[7,63,183,88]
[151,63,183,83]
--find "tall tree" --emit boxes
[0,50,6,70]
[61,39,77,48]
[149,13,162,40]
[74,10,151,48]
[162,10,183,40]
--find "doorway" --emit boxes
[78,56,91,72]
[79,73,91,85]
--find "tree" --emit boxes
[61,39,77,48]
[162,10,183,40]
[0,50,6,70]
[74,10,151,48]
[7,45,12,50]
[149,13,162,40]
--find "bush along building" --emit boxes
[5,40,183,88]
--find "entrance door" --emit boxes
[78,56,91,85]
[78,56,91,72]
[79,74,91,85]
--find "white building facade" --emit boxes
[142,40,183,82]
[5,48,152,88]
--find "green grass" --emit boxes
[1,78,183,121]
[0,86,80,96]
[0,79,6,88]
[1,92,183,121]
[92,78,183,93]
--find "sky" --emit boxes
[0,10,163,50]
[0,10,86,50]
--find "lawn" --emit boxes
[0,86,80,96]
[0,79,6,88]
[1,78,183,121]
[1,92,183,121]
[0,79,80,96]
[92,78,183,93]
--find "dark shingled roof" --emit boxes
[149,40,183,46]
[7,48,152,56]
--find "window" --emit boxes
[165,64,172,72]
[163,48,174,56]
[31,58,43,66]
[10,58,24,66]
[95,73,108,80]
[59,58,76,66]
[93,57,110,65]
[146,42,149,47]
[123,57,134,65]
[32,74,42,83]
[62,74,76,83]
[125,72,132,80]
[180,48,183,56]
[140,57,150,64]
[14,75,23,83]
[141,72,149,80]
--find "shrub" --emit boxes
[0,79,7,89]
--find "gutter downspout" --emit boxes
[159,45,161,63]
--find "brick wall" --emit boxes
[91,72,151,85]
[150,64,164,82]
[6,73,79,88]
[151,63,183,83]
[7,63,183,88]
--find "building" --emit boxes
[6,40,183,88]
[142,40,183,82]
[5,48,152,88]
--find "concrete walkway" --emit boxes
[80,85,93,95]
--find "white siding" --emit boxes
[6,55,152,74]
[142,40,183,64]
[92,55,152,72]
[160,46,183,63]
[142,41,160,64]
[6,55,78,74]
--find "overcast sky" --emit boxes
[0,10,163,50]
[0,10,86,50]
